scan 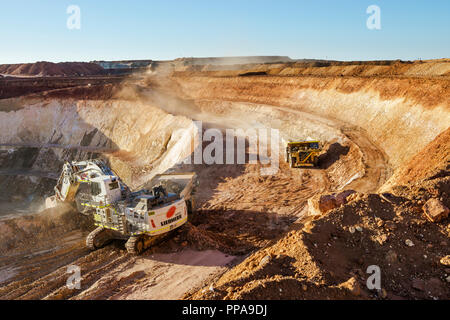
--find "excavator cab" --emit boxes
[151,185,167,199]
[286,141,322,168]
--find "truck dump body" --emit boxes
[286,141,322,168]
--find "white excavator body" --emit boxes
[45,159,197,254]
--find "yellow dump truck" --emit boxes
[285,141,321,168]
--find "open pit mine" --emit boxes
[0,58,449,300]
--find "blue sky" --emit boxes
[0,0,449,63]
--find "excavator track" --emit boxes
[125,230,178,255]
[125,236,143,255]
[86,227,113,250]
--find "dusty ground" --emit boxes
[0,58,448,300]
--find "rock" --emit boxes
[446,276,450,283]
[386,250,398,263]
[338,277,361,296]
[412,279,425,291]
[423,198,449,222]
[355,226,363,232]
[378,288,388,299]
[384,221,396,230]
[335,190,358,206]
[308,194,336,215]
[376,218,384,227]
[308,190,358,216]
[405,239,414,247]
[259,255,271,267]
[346,192,362,203]
[349,226,356,234]
[440,255,450,266]
[377,234,388,245]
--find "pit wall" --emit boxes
[173,75,450,178]
[191,100,364,191]
[0,98,196,187]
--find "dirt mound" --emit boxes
[0,62,105,77]
[187,173,450,300]
[180,208,293,256]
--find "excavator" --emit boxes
[45,159,197,255]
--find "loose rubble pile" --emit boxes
[187,173,449,300]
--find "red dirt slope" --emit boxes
[387,128,450,187]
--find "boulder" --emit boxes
[440,255,450,266]
[337,277,361,296]
[423,198,449,222]
[335,190,358,206]
[308,190,358,216]
[259,255,271,267]
[412,279,425,291]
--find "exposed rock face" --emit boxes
[0,98,197,188]
[423,198,449,222]
[173,73,450,174]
